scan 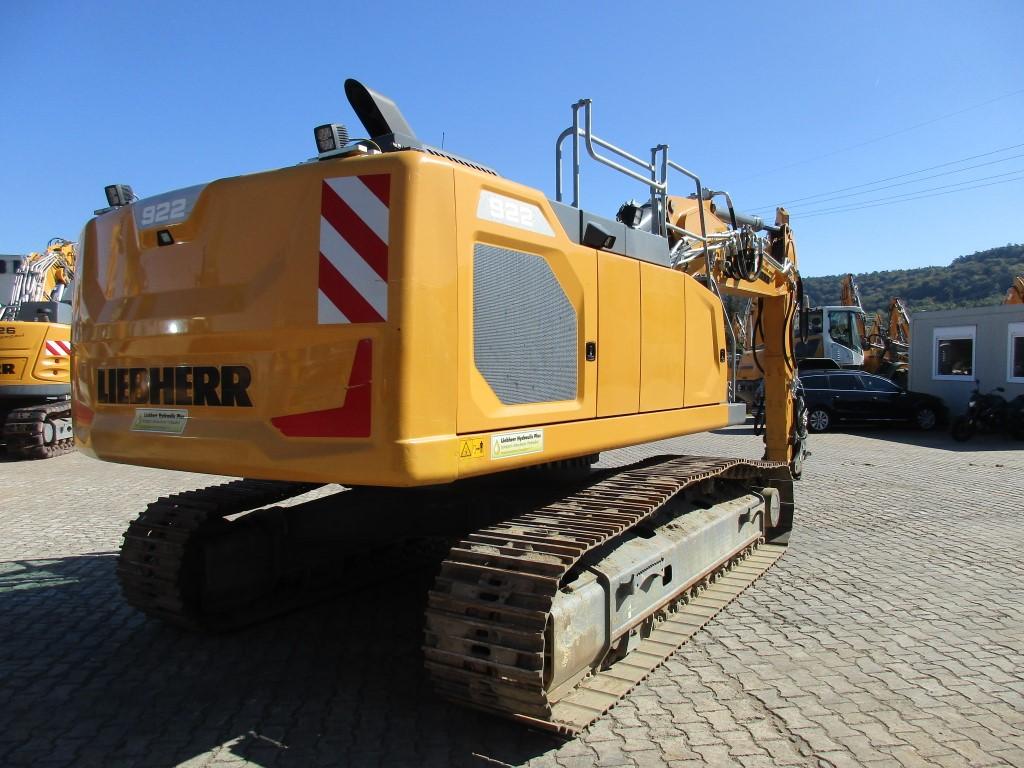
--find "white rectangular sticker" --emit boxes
[131,408,189,434]
[491,429,544,460]
[477,191,555,236]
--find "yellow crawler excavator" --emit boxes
[1,238,76,458]
[73,80,808,734]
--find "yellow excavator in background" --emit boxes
[0,238,76,458]
[873,296,911,386]
[840,274,910,385]
[1005,274,1024,304]
[839,274,880,367]
[734,275,863,408]
[73,80,807,734]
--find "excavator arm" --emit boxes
[2,238,76,319]
[886,297,911,346]
[1005,274,1024,305]
[840,274,870,343]
[668,196,806,473]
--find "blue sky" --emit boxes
[2,1,1022,277]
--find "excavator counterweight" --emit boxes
[74,80,806,733]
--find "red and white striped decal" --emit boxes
[318,174,391,324]
[45,340,71,357]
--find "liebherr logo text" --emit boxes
[96,366,252,407]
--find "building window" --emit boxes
[933,326,975,379]
[1009,322,1024,383]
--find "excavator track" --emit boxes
[116,455,791,736]
[423,455,792,735]
[117,479,324,632]
[117,478,460,632]
[2,400,74,459]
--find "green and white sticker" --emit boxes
[491,429,544,459]
[131,408,189,434]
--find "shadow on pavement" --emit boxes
[0,552,562,768]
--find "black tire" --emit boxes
[951,416,974,442]
[914,406,938,431]
[807,407,831,433]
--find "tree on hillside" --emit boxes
[802,244,1024,315]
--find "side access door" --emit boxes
[454,177,597,435]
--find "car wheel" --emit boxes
[914,406,937,431]
[807,407,831,433]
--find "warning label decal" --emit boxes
[131,408,189,434]
[490,429,544,460]
[459,438,486,459]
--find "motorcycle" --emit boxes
[951,384,1024,442]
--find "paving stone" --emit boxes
[759,739,808,765]
[629,750,669,768]
[1,429,1021,768]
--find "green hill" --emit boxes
[802,244,1024,316]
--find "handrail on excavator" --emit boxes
[553,98,708,247]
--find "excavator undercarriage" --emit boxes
[2,398,74,459]
[117,456,791,734]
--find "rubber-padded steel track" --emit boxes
[2,400,74,459]
[423,455,791,735]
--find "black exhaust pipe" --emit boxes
[344,79,419,151]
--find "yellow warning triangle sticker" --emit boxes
[460,442,472,458]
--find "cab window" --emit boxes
[828,311,862,351]
[801,375,826,389]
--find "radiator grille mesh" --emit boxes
[473,244,577,404]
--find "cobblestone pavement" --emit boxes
[2,427,1022,768]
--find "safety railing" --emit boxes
[554,99,709,249]
[552,97,803,402]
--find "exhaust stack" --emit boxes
[344,79,420,151]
